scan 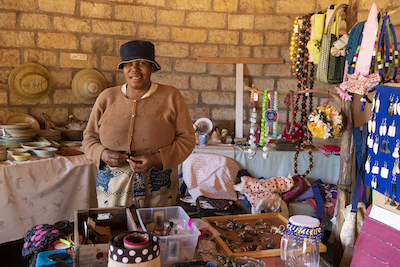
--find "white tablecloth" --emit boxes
[0,154,97,243]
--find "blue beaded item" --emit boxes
[285,220,322,244]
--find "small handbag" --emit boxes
[316,4,348,84]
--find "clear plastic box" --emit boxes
[136,206,200,264]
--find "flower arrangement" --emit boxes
[307,104,343,139]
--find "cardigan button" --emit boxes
[115,142,119,145]
[132,115,135,118]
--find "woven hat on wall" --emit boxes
[8,62,52,103]
[72,69,107,104]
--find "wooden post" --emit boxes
[333,0,358,266]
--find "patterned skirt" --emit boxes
[96,164,179,209]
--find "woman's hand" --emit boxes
[100,149,129,167]
[127,153,163,173]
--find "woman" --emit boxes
[82,40,195,209]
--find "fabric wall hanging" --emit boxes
[316,4,348,84]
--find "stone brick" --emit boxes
[255,15,293,31]
[0,0,35,11]
[10,94,50,105]
[151,73,189,89]
[265,31,289,45]
[0,108,29,123]
[155,42,189,58]
[0,89,8,105]
[209,64,234,75]
[209,30,239,45]
[253,47,279,58]
[175,59,206,73]
[171,27,207,43]
[186,12,226,28]
[357,11,369,23]
[101,56,120,70]
[190,45,219,58]
[240,0,274,13]
[170,0,211,11]
[157,10,185,26]
[0,30,34,47]
[228,14,253,30]
[49,70,72,87]
[219,45,251,57]
[211,107,236,120]
[221,76,249,91]
[264,63,291,77]
[81,1,112,18]
[180,90,199,105]
[38,0,76,14]
[0,49,20,67]
[116,73,125,85]
[38,33,78,49]
[115,5,155,23]
[277,78,297,92]
[139,25,170,41]
[191,76,218,90]
[156,57,173,72]
[242,32,264,45]
[0,12,16,29]
[93,20,136,36]
[20,14,51,30]
[188,107,210,121]
[0,69,12,86]
[202,91,235,105]
[60,52,97,68]
[54,89,80,104]
[252,78,275,91]
[213,0,238,12]
[24,49,58,67]
[54,17,91,33]
[31,108,69,123]
[107,0,131,2]
[72,107,92,121]
[81,36,114,54]
[277,0,315,14]
[137,0,166,6]
[244,64,263,76]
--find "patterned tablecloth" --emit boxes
[0,153,97,243]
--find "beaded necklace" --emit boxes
[293,14,314,179]
[290,17,300,77]
[247,88,258,159]
[259,90,268,147]
[284,91,295,134]
[377,13,398,83]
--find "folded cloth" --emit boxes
[318,145,340,156]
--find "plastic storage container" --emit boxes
[136,206,200,264]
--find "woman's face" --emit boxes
[123,60,154,91]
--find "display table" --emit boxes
[194,144,340,184]
[0,153,97,243]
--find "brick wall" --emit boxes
[0,0,391,135]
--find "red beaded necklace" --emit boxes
[292,14,314,179]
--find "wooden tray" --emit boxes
[202,212,327,258]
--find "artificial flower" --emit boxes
[307,105,343,139]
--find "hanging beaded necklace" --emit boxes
[284,90,295,134]
[290,17,300,77]
[247,88,258,159]
[259,90,269,151]
[293,14,314,179]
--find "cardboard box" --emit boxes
[73,207,137,267]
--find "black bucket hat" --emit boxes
[117,40,161,71]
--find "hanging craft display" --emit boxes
[264,91,281,140]
[247,87,259,159]
[365,85,400,209]
[307,105,343,139]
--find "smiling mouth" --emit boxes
[130,75,142,80]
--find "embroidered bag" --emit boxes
[281,175,308,204]
[316,4,348,84]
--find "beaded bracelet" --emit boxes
[259,90,268,147]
